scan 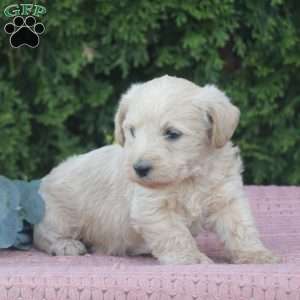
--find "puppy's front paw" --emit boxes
[232,250,281,264]
[50,239,87,256]
[159,252,214,265]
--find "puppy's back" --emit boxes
[39,145,132,241]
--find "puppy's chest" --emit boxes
[171,187,210,228]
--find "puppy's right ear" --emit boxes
[114,97,129,146]
[114,84,141,145]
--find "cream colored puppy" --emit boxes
[34,75,279,264]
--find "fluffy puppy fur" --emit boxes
[34,75,279,264]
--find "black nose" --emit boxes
[133,160,152,177]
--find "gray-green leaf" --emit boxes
[14,179,45,224]
[0,176,20,221]
[22,189,45,224]
[14,231,32,250]
[0,210,19,248]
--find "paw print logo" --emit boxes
[4,16,45,48]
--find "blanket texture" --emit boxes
[0,186,299,300]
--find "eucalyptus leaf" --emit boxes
[14,179,45,224]
[0,176,20,221]
[0,209,19,248]
[21,188,45,224]
[14,180,30,199]
[14,231,32,250]
[14,180,31,210]
[0,188,9,221]
[17,210,25,231]
[0,177,44,249]
[29,179,41,191]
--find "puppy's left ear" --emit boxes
[202,85,240,148]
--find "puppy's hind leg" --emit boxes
[34,223,87,256]
[33,192,87,256]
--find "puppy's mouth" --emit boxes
[129,174,172,189]
[126,163,174,189]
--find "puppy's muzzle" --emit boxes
[133,160,152,178]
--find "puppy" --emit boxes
[34,75,279,264]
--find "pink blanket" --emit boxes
[0,186,299,300]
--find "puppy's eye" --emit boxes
[164,128,182,141]
[130,126,135,137]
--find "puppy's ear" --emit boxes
[114,97,129,146]
[202,85,240,148]
[114,84,141,145]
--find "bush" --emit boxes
[0,0,299,184]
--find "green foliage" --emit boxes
[0,0,299,184]
[0,176,44,249]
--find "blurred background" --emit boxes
[0,0,299,185]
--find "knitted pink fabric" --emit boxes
[0,186,299,300]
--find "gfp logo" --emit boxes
[3,4,46,48]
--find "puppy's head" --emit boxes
[114,75,240,188]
